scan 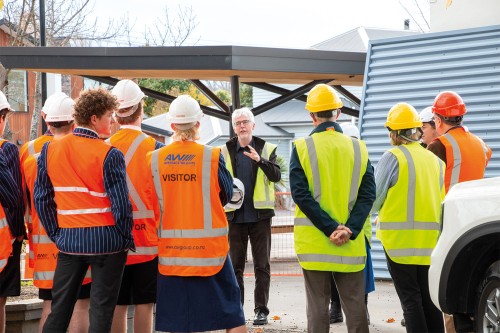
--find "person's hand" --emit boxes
[243,145,261,163]
[329,225,352,246]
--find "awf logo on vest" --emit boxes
[163,153,196,165]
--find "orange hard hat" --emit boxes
[432,91,466,117]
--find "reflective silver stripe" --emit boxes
[254,200,275,208]
[159,256,226,267]
[28,140,36,156]
[443,133,461,190]
[133,210,155,220]
[0,259,6,268]
[397,146,416,223]
[151,150,163,237]
[261,144,271,205]
[34,271,55,281]
[297,253,365,265]
[305,137,321,201]
[128,246,158,256]
[378,221,440,231]
[0,217,7,228]
[160,227,228,239]
[85,270,91,279]
[221,145,228,161]
[202,146,213,230]
[33,152,41,161]
[294,217,313,227]
[57,207,112,215]
[386,248,434,257]
[124,133,148,166]
[53,187,108,198]
[438,157,444,189]
[348,138,361,211]
[104,138,110,144]
[29,250,34,260]
[123,134,152,220]
[32,235,52,244]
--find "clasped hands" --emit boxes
[329,225,352,246]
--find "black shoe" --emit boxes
[329,302,343,323]
[401,318,406,326]
[253,311,268,325]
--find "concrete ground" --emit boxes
[239,275,406,333]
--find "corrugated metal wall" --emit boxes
[360,24,500,279]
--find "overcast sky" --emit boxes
[92,0,429,49]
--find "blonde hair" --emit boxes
[172,124,200,142]
[389,130,421,146]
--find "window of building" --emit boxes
[7,70,28,112]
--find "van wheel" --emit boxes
[476,261,500,333]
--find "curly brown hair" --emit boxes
[74,88,119,126]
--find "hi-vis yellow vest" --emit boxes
[221,142,276,211]
[294,130,368,273]
[376,142,445,265]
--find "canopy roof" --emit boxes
[0,45,365,85]
[0,45,366,124]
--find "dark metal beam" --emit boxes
[229,76,240,138]
[246,82,307,102]
[190,80,229,113]
[252,79,332,116]
[332,85,361,107]
[84,76,230,121]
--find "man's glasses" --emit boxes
[233,119,251,127]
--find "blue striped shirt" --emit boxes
[0,141,25,237]
[34,128,134,254]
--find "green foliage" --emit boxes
[215,90,230,104]
[240,83,253,108]
[274,154,288,189]
[138,78,191,116]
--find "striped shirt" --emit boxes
[34,128,134,254]
[217,153,233,206]
[0,142,25,237]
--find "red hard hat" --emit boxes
[432,91,466,117]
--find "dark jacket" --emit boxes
[224,136,281,222]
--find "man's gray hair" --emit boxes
[232,107,255,125]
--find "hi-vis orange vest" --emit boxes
[47,134,115,228]
[107,129,158,265]
[0,140,14,273]
[149,141,228,277]
[20,135,52,269]
[23,146,91,288]
[436,127,492,192]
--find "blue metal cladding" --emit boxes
[360,25,500,279]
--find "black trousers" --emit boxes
[228,219,271,315]
[385,253,444,333]
[42,251,127,333]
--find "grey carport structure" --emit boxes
[0,45,366,127]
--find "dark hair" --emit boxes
[434,113,462,126]
[0,108,10,121]
[74,88,118,126]
[314,110,334,119]
[46,120,73,128]
[115,103,142,125]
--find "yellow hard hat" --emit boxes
[384,103,422,130]
[305,84,343,113]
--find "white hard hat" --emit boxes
[42,92,69,114]
[111,79,145,110]
[340,122,360,139]
[167,95,203,124]
[419,106,434,123]
[44,93,75,122]
[0,91,13,111]
[225,178,245,210]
